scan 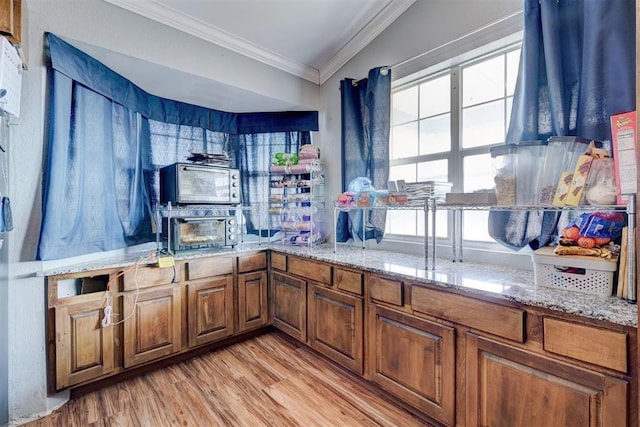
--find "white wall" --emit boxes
[9,0,523,422]
[8,0,320,423]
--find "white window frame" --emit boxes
[376,26,534,270]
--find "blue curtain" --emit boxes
[38,33,318,260]
[336,67,391,243]
[489,0,635,250]
[38,75,154,259]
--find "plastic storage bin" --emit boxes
[536,136,594,205]
[532,246,617,296]
[490,144,517,205]
[515,140,547,206]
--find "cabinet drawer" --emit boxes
[411,286,525,343]
[368,275,403,306]
[543,317,628,372]
[123,264,180,291]
[334,267,363,296]
[271,253,287,272]
[288,257,332,284]
[238,252,267,273]
[187,257,233,281]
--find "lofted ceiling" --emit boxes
[104,0,415,85]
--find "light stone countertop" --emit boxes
[39,243,638,328]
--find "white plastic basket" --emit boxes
[532,247,617,297]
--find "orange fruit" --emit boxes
[562,226,581,241]
[577,236,596,249]
[594,237,612,246]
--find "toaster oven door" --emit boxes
[178,165,232,203]
[173,218,232,249]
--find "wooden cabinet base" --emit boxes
[187,276,234,347]
[308,284,363,374]
[465,333,629,427]
[369,304,456,426]
[54,299,114,390]
[270,271,307,342]
[123,285,182,368]
[238,271,268,332]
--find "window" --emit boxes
[387,42,521,247]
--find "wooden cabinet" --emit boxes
[308,283,363,374]
[187,275,234,347]
[270,271,307,341]
[0,0,21,45]
[123,284,182,368]
[238,271,268,332]
[542,316,628,373]
[465,333,629,427]
[46,250,636,427]
[186,257,235,346]
[368,303,456,426]
[47,271,115,391]
[237,253,269,332]
[54,295,114,389]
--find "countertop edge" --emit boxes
[38,244,637,328]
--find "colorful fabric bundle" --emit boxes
[298,144,320,160]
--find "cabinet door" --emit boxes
[188,275,234,347]
[465,333,629,427]
[270,271,307,342]
[123,285,182,368]
[0,0,20,45]
[308,284,363,374]
[55,298,114,389]
[369,304,455,426]
[238,271,268,333]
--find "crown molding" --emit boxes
[104,0,321,84]
[318,0,415,85]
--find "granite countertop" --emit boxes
[39,243,638,328]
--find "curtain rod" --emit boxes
[358,9,524,83]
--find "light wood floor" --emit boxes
[24,332,433,426]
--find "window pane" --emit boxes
[463,211,492,242]
[419,210,448,238]
[419,114,450,155]
[462,55,505,107]
[417,159,448,182]
[506,49,521,96]
[392,86,418,125]
[462,100,505,148]
[386,208,447,238]
[419,74,450,117]
[386,210,417,235]
[417,159,448,237]
[462,154,493,242]
[463,154,493,192]
[389,164,416,182]
[391,122,419,159]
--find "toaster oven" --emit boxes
[162,216,237,251]
[160,163,241,205]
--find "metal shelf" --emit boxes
[333,196,636,303]
[268,169,326,247]
[436,203,627,212]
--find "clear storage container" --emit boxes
[536,136,594,205]
[490,144,516,205]
[516,140,547,206]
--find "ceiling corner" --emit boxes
[103,0,321,84]
[319,0,416,85]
